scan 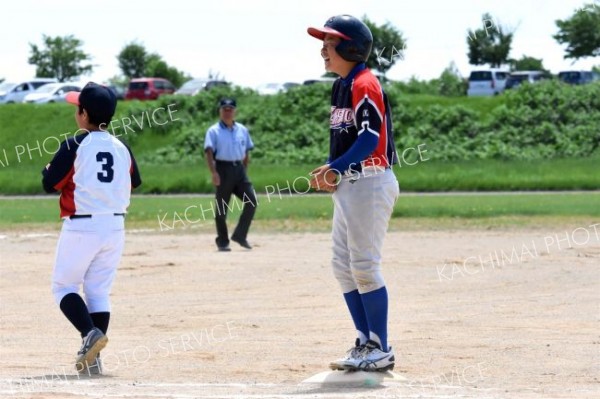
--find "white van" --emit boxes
[0,78,57,103]
[467,69,509,96]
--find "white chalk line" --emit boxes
[0,377,504,399]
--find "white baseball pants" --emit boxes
[331,168,399,294]
[51,215,125,312]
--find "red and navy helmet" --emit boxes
[308,15,373,63]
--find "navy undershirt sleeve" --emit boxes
[328,132,379,174]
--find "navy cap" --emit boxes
[66,82,117,119]
[219,98,236,108]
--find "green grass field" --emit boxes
[2,156,598,195]
[0,98,597,194]
[1,192,597,231]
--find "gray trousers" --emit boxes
[331,168,399,294]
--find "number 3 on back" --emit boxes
[96,152,114,183]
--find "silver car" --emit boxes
[0,78,57,103]
[174,79,229,96]
[23,82,83,104]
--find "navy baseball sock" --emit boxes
[343,289,370,345]
[361,286,389,352]
[90,312,110,335]
[59,293,94,337]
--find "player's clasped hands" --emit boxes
[309,164,339,193]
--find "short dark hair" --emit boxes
[78,104,112,127]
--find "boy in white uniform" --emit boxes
[42,82,142,374]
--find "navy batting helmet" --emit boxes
[307,15,373,62]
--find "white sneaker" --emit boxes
[355,340,395,372]
[329,339,366,371]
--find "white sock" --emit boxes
[369,332,382,348]
[357,331,368,345]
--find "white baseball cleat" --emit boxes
[329,339,366,371]
[355,340,395,372]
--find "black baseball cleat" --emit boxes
[231,237,252,249]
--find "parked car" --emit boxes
[174,79,229,96]
[504,71,551,90]
[23,82,83,104]
[256,82,299,95]
[0,78,57,104]
[557,70,598,85]
[467,69,509,96]
[125,78,176,100]
[107,85,125,100]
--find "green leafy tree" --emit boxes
[117,42,147,78]
[467,13,514,68]
[28,35,93,82]
[554,3,600,59]
[144,53,190,88]
[509,55,547,72]
[437,62,468,97]
[362,16,407,77]
[117,42,190,87]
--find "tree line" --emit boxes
[19,5,600,86]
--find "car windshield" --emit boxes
[0,82,16,92]
[35,84,60,93]
[559,72,581,81]
[31,81,54,89]
[469,71,492,81]
[129,82,149,90]
[180,80,206,90]
[509,75,529,82]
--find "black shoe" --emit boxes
[216,238,230,252]
[231,237,252,249]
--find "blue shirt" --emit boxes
[204,121,254,162]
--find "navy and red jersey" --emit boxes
[42,131,142,218]
[328,63,397,175]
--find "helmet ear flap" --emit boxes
[336,40,372,63]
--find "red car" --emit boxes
[125,78,176,100]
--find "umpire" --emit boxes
[204,98,257,251]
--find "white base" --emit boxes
[302,370,407,386]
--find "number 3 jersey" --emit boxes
[42,131,142,218]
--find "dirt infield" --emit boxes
[0,225,598,398]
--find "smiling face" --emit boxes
[321,34,354,78]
